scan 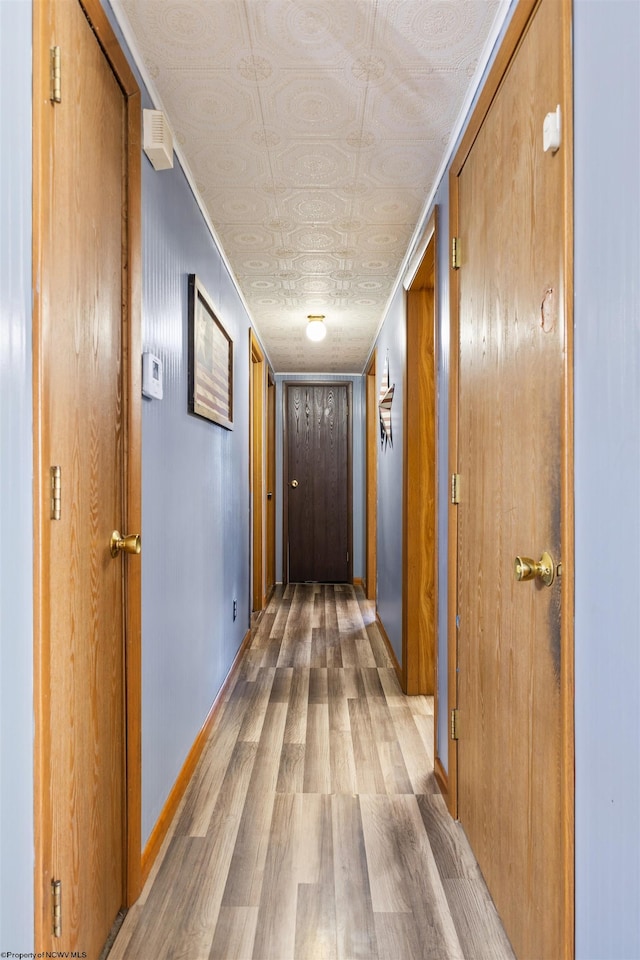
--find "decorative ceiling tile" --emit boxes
[268,73,362,138]
[117,0,506,372]
[245,1,375,69]
[381,0,502,70]
[272,142,356,188]
[281,191,350,225]
[122,0,249,68]
[163,72,261,138]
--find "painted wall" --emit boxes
[140,158,252,844]
[0,0,35,946]
[573,2,640,956]
[99,0,255,848]
[275,373,365,585]
[373,287,405,665]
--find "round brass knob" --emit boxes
[110,531,141,558]
[290,479,299,488]
[514,551,555,587]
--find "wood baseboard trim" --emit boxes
[353,577,365,589]
[140,627,252,885]
[434,755,449,800]
[375,614,403,688]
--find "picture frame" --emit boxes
[188,274,233,430]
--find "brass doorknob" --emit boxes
[110,530,141,558]
[290,479,299,488]
[514,551,556,587]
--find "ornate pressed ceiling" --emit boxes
[113,0,506,373]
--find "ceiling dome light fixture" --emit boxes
[306,314,327,342]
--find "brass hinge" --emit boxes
[51,879,62,937]
[50,46,61,103]
[450,708,459,741]
[451,236,461,270]
[451,473,461,504]
[50,466,61,520]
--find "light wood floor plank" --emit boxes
[221,702,287,907]
[324,586,343,668]
[276,741,305,794]
[237,668,276,743]
[375,738,414,796]
[416,793,487,881]
[252,793,299,959]
[112,585,514,960]
[284,666,310,744]
[293,794,337,958]
[443,879,516,960]
[349,697,387,795]
[388,795,465,959]
[373,912,423,960]
[332,794,379,960]
[360,795,413,913]
[209,906,258,960]
[303,702,331,794]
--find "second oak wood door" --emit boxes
[453,0,571,956]
[286,383,351,583]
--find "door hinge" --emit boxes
[450,708,459,741]
[346,551,349,563]
[451,236,461,270]
[451,473,461,504]
[50,46,61,103]
[50,466,61,520]
[51,879,62,937]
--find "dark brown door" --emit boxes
[286,383,351,583]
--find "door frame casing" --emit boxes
[402,209,438,696]
[364,354,377,601]
[265,369,276,601]
[250,330,266,612]
[32,0,142,933]
[282,381,353,585]
[447,0,574,952]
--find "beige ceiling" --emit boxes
[114,0,505,373]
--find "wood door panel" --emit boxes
[38,0,127,952]
[455,0,569,956]
[287,384,350,583]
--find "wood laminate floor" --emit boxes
[110,584,515,960]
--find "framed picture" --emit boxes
[188,274,233,430]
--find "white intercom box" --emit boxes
[142,352,163,400]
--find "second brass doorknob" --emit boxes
[290,479,299,488]
[514,551,556,587]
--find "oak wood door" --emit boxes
[453,0,572,956]
[34,0,133,952]
[286,383,351,583]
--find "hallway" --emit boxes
[110,585,514,960]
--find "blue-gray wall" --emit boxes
[0,0,34,947]
[373,287,405,665]
[275,373,365,585]
[574,2,640,956]
[140,155,252,845]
